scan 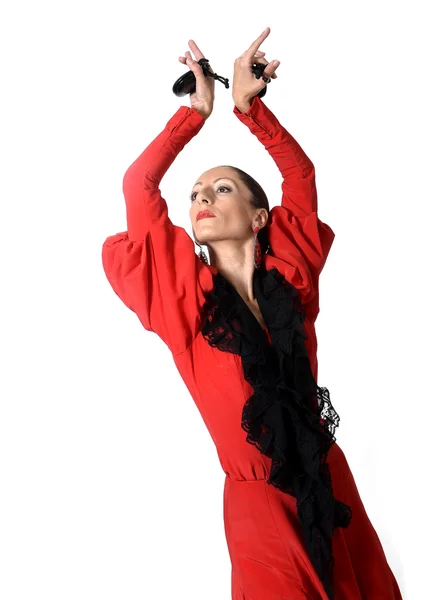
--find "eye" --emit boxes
[190,186,231,202]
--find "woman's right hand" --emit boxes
[178,40,217,119]
[232,27,280,110]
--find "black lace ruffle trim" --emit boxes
[200,265,352,600]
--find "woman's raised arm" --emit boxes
[102,105,215,356]
[102,40,221,355]
[233,94,317,218]
[121,105,206,240]
[230,30,336,305]
[233,94,335,306]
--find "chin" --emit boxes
[196,236,210,245]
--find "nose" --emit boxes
[197,196,213,207]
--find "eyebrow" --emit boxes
[193,177,238,188]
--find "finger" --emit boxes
[178,51,192,64]
[188,39,205,61]
[242,26,271,61]
[252,57,279,78]
[262,60,281,80]
[178,51,192,65]
[185,49,215,75]
[186,55,208,81]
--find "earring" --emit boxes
[195,241,209,265]
[253,226,262,269]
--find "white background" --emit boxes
[1,1,437,598]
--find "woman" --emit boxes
[102,27,403,600]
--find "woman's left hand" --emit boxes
[232,27,280,108]
[178,40,216,119]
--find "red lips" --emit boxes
[196,210,216,221]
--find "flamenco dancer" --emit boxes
[102,26,403,600]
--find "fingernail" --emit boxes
[273,60,280,66]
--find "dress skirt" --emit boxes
[223,442,403,600]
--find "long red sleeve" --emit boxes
[102,105,215,355]
[233,94,318,217]
[233,95,336,305]
[122,105,206,240]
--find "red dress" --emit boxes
[102,95,403,600]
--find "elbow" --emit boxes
[122,166,138,200]
[122,166,159,197]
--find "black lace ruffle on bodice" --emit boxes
[201,265,352,600]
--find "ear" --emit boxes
[257,209,269,229]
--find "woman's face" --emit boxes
[189,167,255,247]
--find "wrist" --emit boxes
[233,96,252,114]
[193,107,211,120]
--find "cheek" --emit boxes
[225,202,250,224]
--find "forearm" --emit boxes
[122,105,207,194]
[122,105,206,239]
[233,95,317,216]
[233,95,313,177]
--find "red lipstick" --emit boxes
[197,210,216,221]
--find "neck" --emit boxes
[208,238,257,303]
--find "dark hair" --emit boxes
[218,165,271,255]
